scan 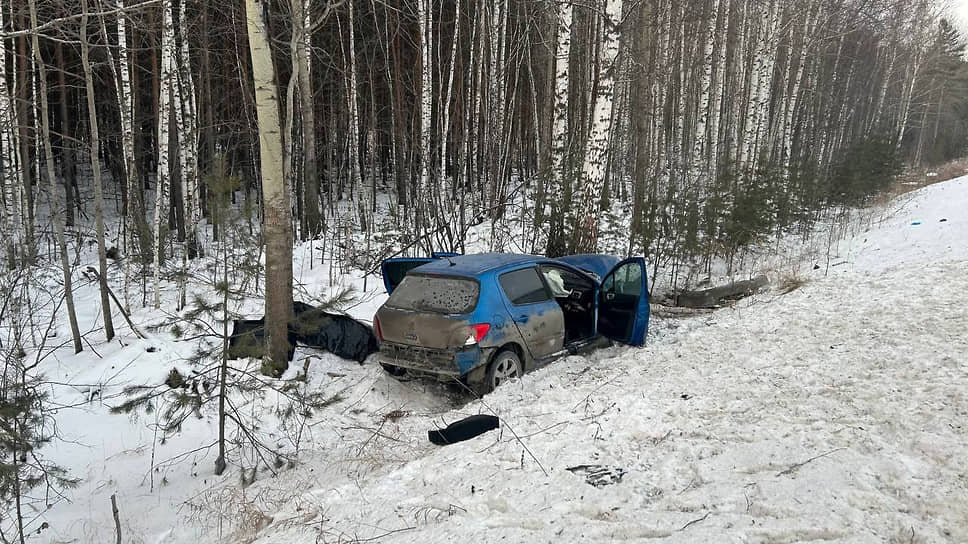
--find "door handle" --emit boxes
[514,315,529,323]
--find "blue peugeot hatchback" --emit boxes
[373,253,650,394]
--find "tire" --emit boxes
[381,363,406,377]
[485,349,523,393]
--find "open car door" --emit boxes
[381,258,435,294]
[380,253,463,293]
[597,257,650,346]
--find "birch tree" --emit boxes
[115,0,152,261]
[569,0,623,253]
[0,3,23,269]
[418,0,434,230]
[292,0,322,238]
[544,0,572,255]
[346,0,366,230]
[176,1,201,259]
[244,0,294,375]
[154,0,176,308]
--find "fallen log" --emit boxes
[675,275,769,308]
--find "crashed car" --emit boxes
[372,253,650,393]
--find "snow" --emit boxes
[16,177,968,543]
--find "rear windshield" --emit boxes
[385,275,479,314]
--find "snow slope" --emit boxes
[242,178,968,544]
[27,177,968,543]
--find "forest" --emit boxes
[2,0,968,539]
[1,0,966,281]
[1,0,966,420]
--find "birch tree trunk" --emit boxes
[570,0,623,253]
[780,2,816,174]
[545,0,572,255]
[347,0,366,231]
[177,1,201,258]
[440,0,462,191]
[245,0,294,375]
[0,3,23,269]
[706,0,730,177]
[14,12,35,264]
[28,0,82,353]
[418,0,434,231]
[486,0,508,215]
[115,0,151,262]
[895,51,922,148]
[293,0,322,238]
[691,0,721,186]
[154,0,176,308]
[81,0,116,341]
[870,46,896,135]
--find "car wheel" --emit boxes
[381,363,406,377]
[486,349,522,392]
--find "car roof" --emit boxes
[413,253,542,276]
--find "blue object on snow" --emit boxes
[911,221,921,225]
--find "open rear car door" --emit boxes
[597,257,650,346]
[381,253,463,293]
[381,258,435,294]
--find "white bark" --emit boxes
[347,0,365,228]
[817,33,844,173]
[0,3,23,267]
[550,1,573,194]
[691,0,721,186]
[895,51,922,148]
[154,0,175,308]
[418,0,433,217]
[440,0,462,190]
[487,0,508,210]
[294,0,321,236]
[116,0,139,247]
[740,0,780,171]
[467,0,484,203]
[571,0,623,252]
[177,0,200,257]
[244,0,293,372]
[706,0,730,177]
[780,2,816,173]
[896,0,931,148]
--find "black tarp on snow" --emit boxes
[228,301,378,363]
[290,301,378,363]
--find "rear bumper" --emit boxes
[375,341,493,377]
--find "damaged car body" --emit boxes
[373,253,650,394]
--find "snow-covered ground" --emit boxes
[20,177,968,543]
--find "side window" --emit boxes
[499,268,550,305]
[609,263,642,296]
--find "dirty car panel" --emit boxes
[498,266,564,364]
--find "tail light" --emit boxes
[374,315,383,341]
[465,323,491,345]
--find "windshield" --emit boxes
[385,275,479,314]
